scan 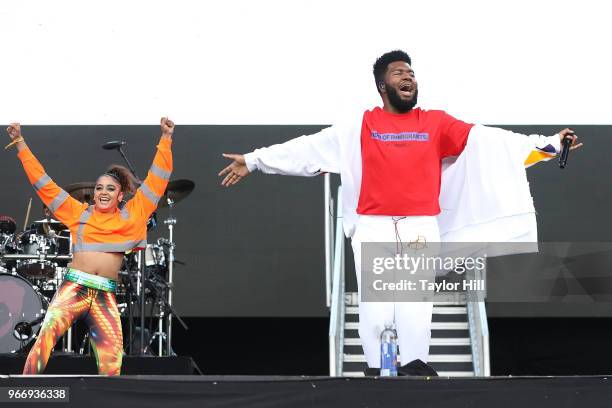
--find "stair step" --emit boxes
[433,306,468,314]
[345,311,467,324]
[343,346,472,356]
[436,371,475,377]
[342,371,366,377]
[345,305,467,315]
[342,361,474,374]
[344,337,470,346]
[344,329,470,339]
[344,312,466,323]
[344,322,468,331]
[341,371,475,377]
[344,293,467,307]
[343,354,472,363]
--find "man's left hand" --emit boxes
[558,128,583,152]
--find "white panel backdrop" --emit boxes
[1,0,610,125]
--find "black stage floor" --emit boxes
[1,375,612,408]
[0,355,200,375]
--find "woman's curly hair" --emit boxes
[103,164,138,195]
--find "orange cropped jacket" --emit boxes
[17,136,173,253]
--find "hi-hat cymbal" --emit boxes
[158,179,195,208]
[64,182,96,203]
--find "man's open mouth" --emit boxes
[400,84,412,94]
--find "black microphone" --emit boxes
[102,140,127,150]
[559,134,574,169]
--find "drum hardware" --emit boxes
[144,284,186,357]
[163,196,177,356]
[33,218,69,233]
[135,179,195,356]
[13,315,45,342]
[17,229,59,279]
[79,332,90,355]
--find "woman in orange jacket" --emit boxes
[6,117,174,375]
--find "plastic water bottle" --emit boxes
[380,323,398,377]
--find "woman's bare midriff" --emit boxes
[69,251,124,280]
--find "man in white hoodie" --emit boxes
[218,50,581,370]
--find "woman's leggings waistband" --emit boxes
[64,268,116,293]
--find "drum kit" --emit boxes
[0,177,195,357]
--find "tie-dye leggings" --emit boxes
[22,270,123,375]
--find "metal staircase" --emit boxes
[340,295,475,377]
[324,179,490,377]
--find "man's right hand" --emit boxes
[219,153,250,187]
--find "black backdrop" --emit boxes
[0,124,609,317]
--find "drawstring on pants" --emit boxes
[392,216,407,255]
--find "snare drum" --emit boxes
[0,273,47,353]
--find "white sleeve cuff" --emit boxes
[243,152,258,172]
[551,134,561,154]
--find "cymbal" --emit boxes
[158,179,195,208]
[64,182,95,203]
[34,218,64,224]
[33,218,68,232]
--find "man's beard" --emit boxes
[387,86,418,113]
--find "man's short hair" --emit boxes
[373,50,412,90]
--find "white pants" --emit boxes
[351,215,440,368]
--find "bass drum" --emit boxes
[0,273,47,353]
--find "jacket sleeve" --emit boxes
[17,146,87,226]
[126,136,173,218]
[243,125,341,176]
[523,133,561,168]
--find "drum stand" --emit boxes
[138,250,146,354]
[144,269,187,356]
[164,197,176,356]
[62,235,73,353]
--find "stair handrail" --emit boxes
[467,264,490,376]
[324,174,334,308]
[328,185,345,376]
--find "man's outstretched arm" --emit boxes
[219,125,341,187]
[524,128,582,168]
